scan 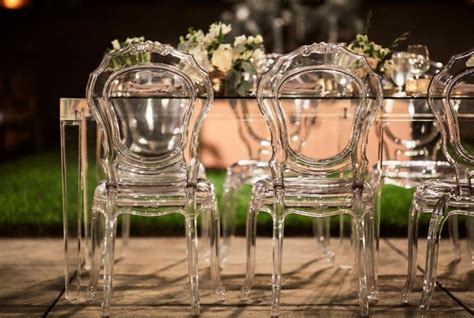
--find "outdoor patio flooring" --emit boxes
[0,237,472,317]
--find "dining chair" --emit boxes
[373,58,466,262]
[85,41,225,315]
[401,48,474,313]
[221,97,333,264]
[240,42,382,316]
[374,101,461,251]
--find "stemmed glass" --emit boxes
[407,45,430,94]
[390,51,411,96]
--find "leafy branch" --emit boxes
[389,31,410,50]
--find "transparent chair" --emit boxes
[374,62,463,261]
[240,43,382,316]
[401,48,474,313]
[85,41,225,315]
[222,96,333,264]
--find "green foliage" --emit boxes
[0,153,464,236]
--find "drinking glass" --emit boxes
[407,45,430,79]
[390,51,411,95]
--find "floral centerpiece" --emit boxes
[178,22,267,95]
[347,12,409,80]
[348,34,391,77]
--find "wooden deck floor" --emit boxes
[0,237,472,317]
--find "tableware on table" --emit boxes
[407,45,430,95]
[390,51,411,95]
[407,45,430,79]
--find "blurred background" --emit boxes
[0,0,473,236]
[0,0,473,157]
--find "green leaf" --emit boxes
[226,69,241,89]
[241,61,257,75]
[237,80,251,96]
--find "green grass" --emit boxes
[0,152,463,236]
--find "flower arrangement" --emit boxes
[107,36,150,70]
[347,11,409,79]
[348,34,391,76]
[178,22,267,95]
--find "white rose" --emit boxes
[254,35,263,45]
[211,44,234,73]
[247,35,255,45]
[234,35,247,47]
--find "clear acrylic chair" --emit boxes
[85,41,225,315]
[240,43,382,316]
[374,59,465,262]
[222,96,333,264]
[400,48,474,313]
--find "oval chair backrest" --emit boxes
[257,43,382,186]
[428,48,474,194]
[86,41,213,186]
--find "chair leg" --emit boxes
[209,199,225,300]
[364,209,378,301]
[271,191,285,317]
[185,187,200,315]
[467,216,474,265]
[221,183,238,261]
[312,218,335,264]
[241,200,258,300]
[402,200,422,303]
[121,214,130,258]
[420,197,449,315]
[448,215,461,260]
[87,208,102,300]
[101,216,117,316]
[352,215,369,316]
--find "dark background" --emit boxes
[0,0,473,160]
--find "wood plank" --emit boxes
[0,239,64,317]
[0,238,470,316]
[47,237,470,316]
[385,237,474,311]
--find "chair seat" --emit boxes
[380,160,454,188]
[93,179,215,210]
[416,180,474,208]
[252,176,373,211]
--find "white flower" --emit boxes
[352,47,365,56]
[240,50,253,61]
[466,56,474,67]
[111,39,121,50]
[208,22,232,39]
[189,45,214,72]
[246,35,255,45]
[254,35,263,45]
[380,48,390,56]
[252,48,267,72]
[221,23,232,35]
[211,44,234,73]
[234,35,247,47]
